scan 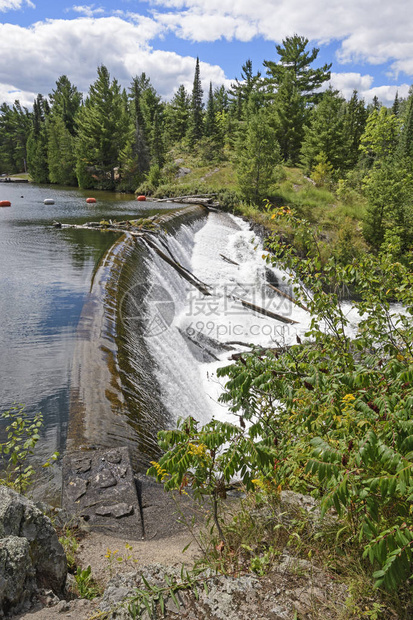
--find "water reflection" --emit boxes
[0,183,174,495]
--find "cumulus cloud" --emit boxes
[0,1,411,109]
[328,72,410,106]
[0,0,34,11]
[0,84,36,108]
[0,17,228,105]
[144,0,413,80]
[71,5,105,18]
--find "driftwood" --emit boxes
[218,253,308,313]
[142,235,212,296]
[220,253,239,265]
[233,296,299,325]
[155,193,217,203]
[266,283,309,313]
[230,345,291,360]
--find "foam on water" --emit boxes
[140,211,363,426]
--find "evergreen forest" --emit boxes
[1,34,413,262]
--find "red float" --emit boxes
[86,197,96,204]
[136,195,146,201]
[0,200,11,207]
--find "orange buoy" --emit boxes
[0,200,11,207]
[86,197,96,204]
[136,195,146,201]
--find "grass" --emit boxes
[152,146,370,264]
[188,488,412,619]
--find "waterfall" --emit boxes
[69,206,360,470]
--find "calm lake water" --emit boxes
[0,182,171,479]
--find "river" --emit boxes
[0,182,359,501]
[0,183,176,498]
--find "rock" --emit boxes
[0,487,67,607]
[62,448,143,539]
[175,166,191,179]
[94,468,117,489]
[95,503,133,519]
[0,536,36,616]
[105,449,122,464]
[66,478,88,502]
[72,457,92,474]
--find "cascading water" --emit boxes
[138,210,362,426]
[69,206,361,471]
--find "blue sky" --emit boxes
[0,0,412,108]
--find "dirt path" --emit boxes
[16,529,200,620]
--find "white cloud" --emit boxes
[329,72,374,99]
[364,83,411,106]
[0,2,411,109]
[0,84,36,108]
[144,0,413,80]
[71,5,105,18]
[329,72,410,106]
[0,0,34,11]
[0,17,228,105]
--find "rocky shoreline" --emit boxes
[1,474,352,620]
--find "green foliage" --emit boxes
[75,65,129,189]
[362,160,413,252]
[0,101,31,174]
[235,109,280,204]
[74,565,101,599]
[264,34,331,164]
[188,57,204,146]
[301,88,346,176]
[58,526,79,573]
[127,566,210,620]
[150,209,413,594]
[47,116,77,185]
[309,152,334,187]
[0,405,58,494]
[359,108,401,166]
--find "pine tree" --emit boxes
[49,75,82,136]
[188,57,204,145]
[150,109,164,168]
[204,82,217,137]
[47,76,81,185]
[48,116,77,185]
[272,71,306,164]
[341,90,367,170]
[27,94,49,183]
[301,88,346,176]
[128,75,151,177]
[392,91,401,117]
[0,101,31,174]
[397,88,413,162]
[264,34,331,164]
[229,59,262,120]
[363,160,413,251]
[264,35,331,104]
[164,84,190,144]
[75,65,128,188]
[235,109,280,204]
[359,107,401,166]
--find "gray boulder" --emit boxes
[0,536,36,617]
[0,486,67,616]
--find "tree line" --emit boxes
[1,34,413,254]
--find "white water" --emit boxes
[141,211,360,426]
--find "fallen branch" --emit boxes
[266,283,309,313]
[142,235,212,297]
[220,254,239,265]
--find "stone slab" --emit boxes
[62,447,143,539]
